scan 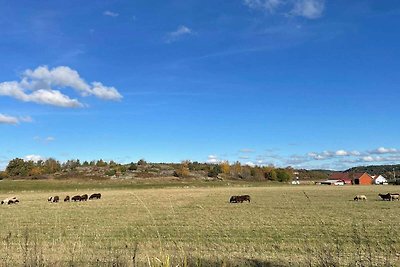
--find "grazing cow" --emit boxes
[229,196,238,203]
[390,193,399,201]
[80,194,88,201]
[48,196,60,203]
[229,195,251,203]
[71,195,81,202]
[354,195,367,201]
[379,193,392,201]
[89,193,101,200]
[64,196,70,202]
[1,197,19,205]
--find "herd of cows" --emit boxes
[1,192,399,205]
[1,193,101,205]
[353,193,400,201]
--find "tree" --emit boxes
[128,162,137,171]
[43,158,61,174]
[96,159,107,167]
[174,161,190,178]
[276,169,291,182]
[137,159,147,166]
[208,165,222,178]
[6,158,32,176]
[220,161,230,175]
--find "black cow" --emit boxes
[229,195,251,203]
[80,194,88,201]
[89,193,101,200]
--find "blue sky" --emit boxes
[1,0,400,170]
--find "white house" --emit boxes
[372,175,388,185]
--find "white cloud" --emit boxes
[103,11,119,17]
[207,155,221,164]
[91,82,122,100]
[0,65,122,107]
[335,150,348,156]
[370,147,398,154]
[291,0,325,19]
[0,113,33,125]
[24,154,45,162]
[46,136,55,142]
[0,114,19,124]
[166,25,193,43]
[243,0,325,19]
[243,0,283,13]
[245,161,256,167]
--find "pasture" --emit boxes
[0,180,399,266]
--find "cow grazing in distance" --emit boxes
[71,195,81,202]
[64,196,70,202]
[48,196,60,203]
[354,195,367,201]
[1,197,19,205]
[229,196,238,203]
[80,194,88,201]
[390,193,399,201]
[89,193,101,200]
[379,193,392,201]
[229,195,251,203]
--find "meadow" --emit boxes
[0,180,399,266]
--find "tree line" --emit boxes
[0,157,294,182]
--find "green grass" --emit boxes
[0,180,399,266]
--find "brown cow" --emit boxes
[64,196,70,202]
[80,194,88,201]
[89,193,101,200]
[71,195,81,202]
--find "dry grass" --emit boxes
[0,182,399,266]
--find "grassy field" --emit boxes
[0,180,399,266]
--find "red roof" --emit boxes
[330,172,372,181]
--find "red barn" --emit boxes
[352,172,373,185]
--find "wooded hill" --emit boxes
[345,164,400,179]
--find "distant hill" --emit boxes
[345,164,400,179]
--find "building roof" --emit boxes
[330,172,372,180]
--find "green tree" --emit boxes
[276,169,291,182]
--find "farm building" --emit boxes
[329,173,352,185]
[319,180,345,186]
[352,172,373,185]
[328,172,373,185]
[372,175,388,185]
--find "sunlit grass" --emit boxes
[0,181,399,266]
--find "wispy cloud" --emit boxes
[239,148,255,153]
[34,136,55,144]
[369,147,398,154]
[207,154,221,164]
[165,25,193,43]
[24,154,45,162]
[0,65,122,108]
[103,11,119,17]
[0,114,33,125]
[243,0,325,19]
[291,0,325,19]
